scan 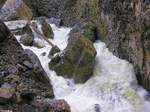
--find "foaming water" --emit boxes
[5,20,150,112]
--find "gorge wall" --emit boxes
[21,0,150,92]
[61,0,150,92]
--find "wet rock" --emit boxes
[24,49,50,85]
[49,33,96,83]
[22,23,34,37]
[32,98,71,112]
[49,17,62,27]
[0,19,11,42]
[41,52,46,56]
[95,104,101,112]
[0,83,15,104]
[0,0,33,21]
[41,17,54,39]
[48,45,61,58]
[20,34,34,46]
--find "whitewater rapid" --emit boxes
[5,20,150,112]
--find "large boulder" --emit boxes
[40,17,54,39]
[49,33,96,83]
[0,0,33,21]
[0,20,54,110]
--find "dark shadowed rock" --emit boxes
[49,33,96,83]
[22,23,34,37]
[20,91,36,103]
[48,45,61,58]
[0,19,11,42]
[24,49,50,85]
[49,17,62,27]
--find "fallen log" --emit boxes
[30,22,55,47]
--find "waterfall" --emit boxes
[5,20,150,112]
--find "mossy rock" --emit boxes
[20,34,34,46]
[10,2,33,20]
[41,18,54,39]
[49,33,96,83]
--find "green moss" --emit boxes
[42,20,54,39]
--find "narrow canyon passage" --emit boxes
[5,20,150,112]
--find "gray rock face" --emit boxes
[23,0,66,18]
[49,33,96,83]
[0,20,54,111]
[61,0,150,93]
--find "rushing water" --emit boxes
[5,20,150,112]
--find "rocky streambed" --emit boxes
[0,0,150,112]
[1,19,149,112]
